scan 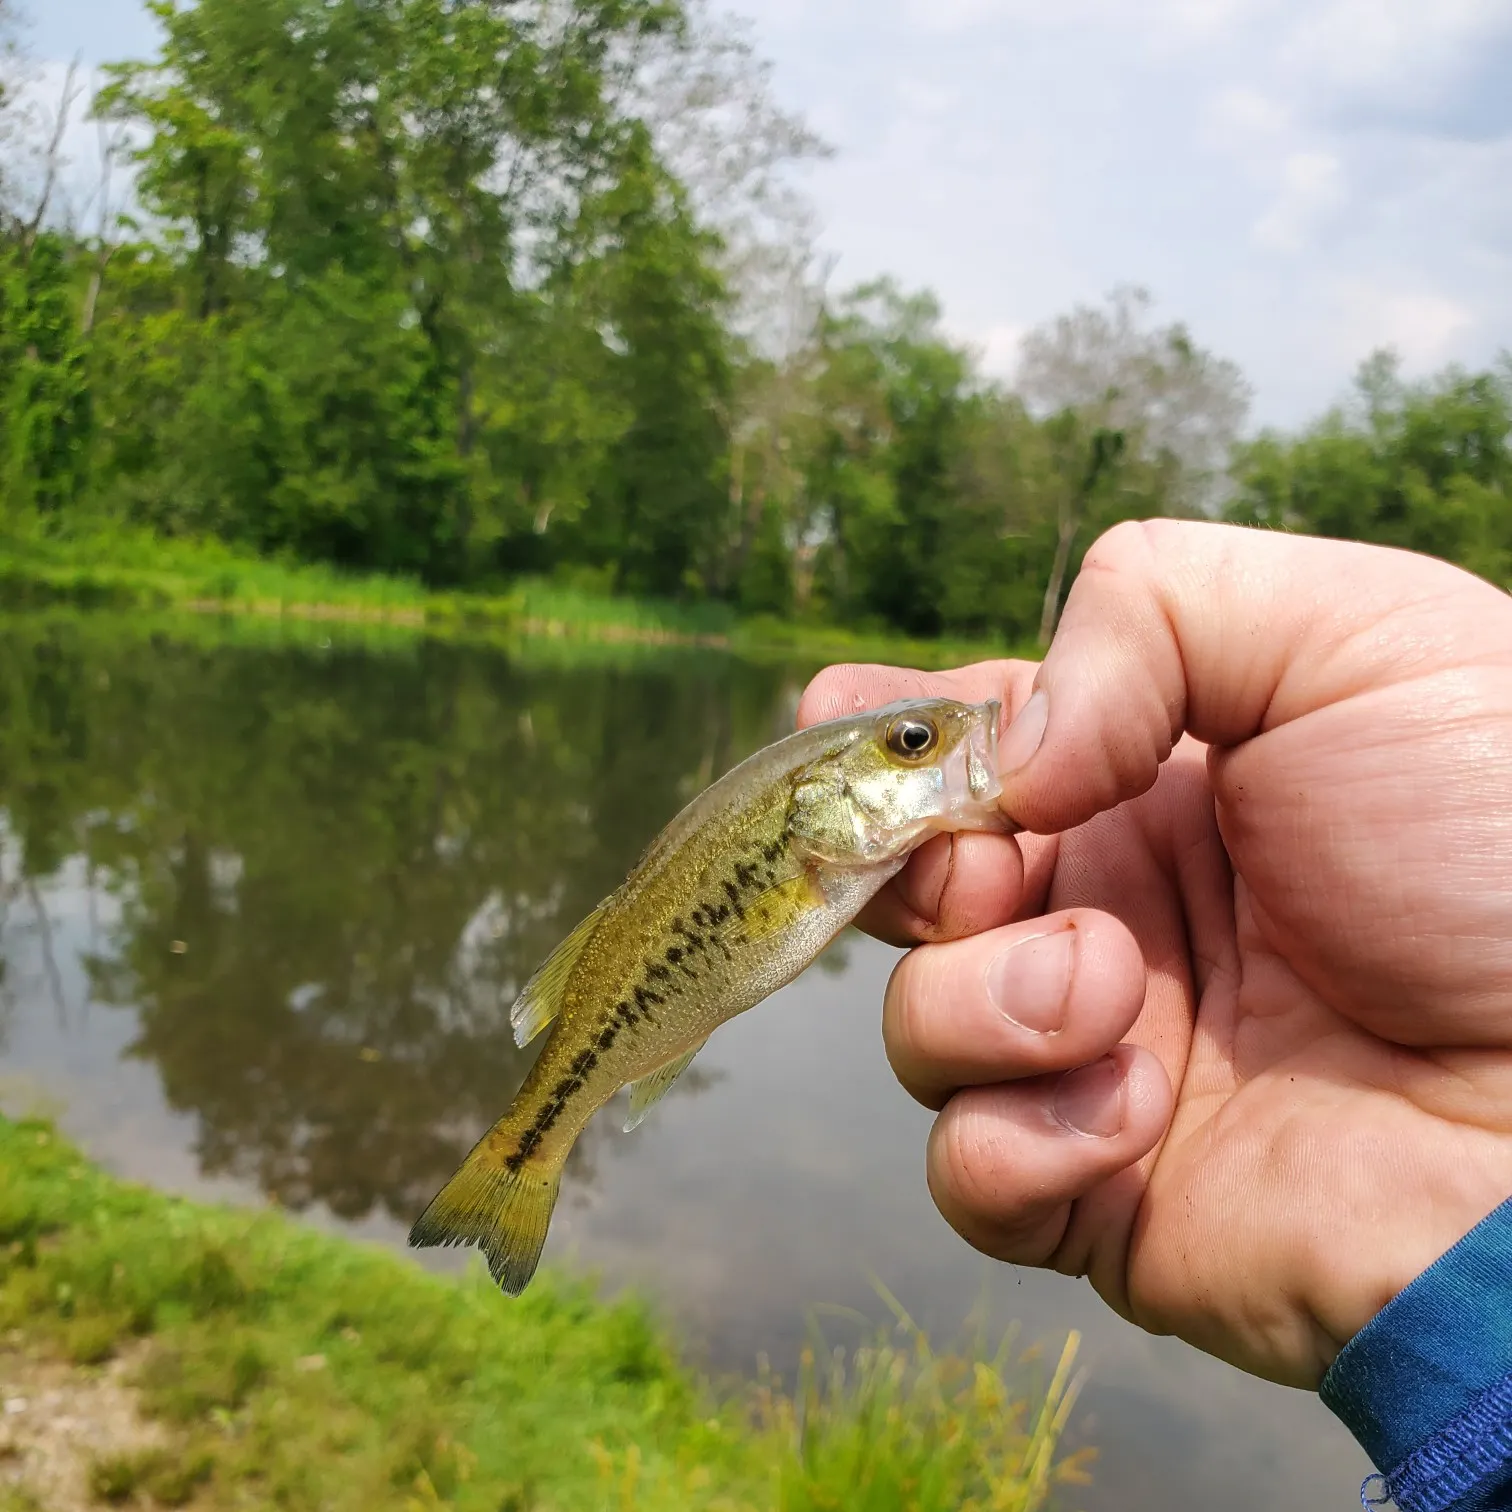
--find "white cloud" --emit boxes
[1282,0,1512,92]
[1159,0,1261,37]
[1252,149,1345,252]
[894,76,956,118]
[899,0,1264,38]
[1330,281,1476,372]
[1203,86,1292,155]
[944,319,1026,379]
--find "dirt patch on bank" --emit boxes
[0,1339,166,1510]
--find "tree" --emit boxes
[0,232,93,517]
[1229,350,1512,588]
[0,0,1300,650]
[0,0,25,226]
[620,0,830,353]
[563,127,734,598]
[1015,285,1250,636]
[1033,415,1126,645]
[88,0,752,582]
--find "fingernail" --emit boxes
[998,689,1048,774]
[986,927,1075,1034]
[1053,1056,1126,1139]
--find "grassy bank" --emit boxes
[0,530,1030,671]
[0,1116,1091,1511]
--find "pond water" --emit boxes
[0,612,1371,1509]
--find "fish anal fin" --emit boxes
[730,871,826,948]
[623,1040,707,1133]
[510,897,612,1049]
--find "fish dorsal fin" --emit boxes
[509,897,613,1048]
[729,872,826,949]
[623,1040,707,1132]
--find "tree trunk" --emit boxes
[80,244,115,338]
[21,60,80,262]
[725,441,770,597]
[1039,496,1078,647]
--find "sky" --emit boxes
[16,0,1512,428]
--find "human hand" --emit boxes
[798,520,1512,1390]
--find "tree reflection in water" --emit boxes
[0,615,803,1222]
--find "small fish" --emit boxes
[409,696,1007,1294]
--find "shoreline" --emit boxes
[0,533,1033,671]
[0,1114,1090,1511]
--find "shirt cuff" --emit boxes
[1321,1196,1512,1512]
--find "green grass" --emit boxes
[728,613,1036,673]
[0,526,456,620]
[89,1448,216,1507]
[0,526,1032,670]
[756,1288,1093,1512]
[0,1116,1091,1511]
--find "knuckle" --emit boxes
[1078,517,1203,597]
[1079,518,1161,580]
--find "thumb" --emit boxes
[998,518,1509,834]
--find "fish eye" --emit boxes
[886,716,939,762]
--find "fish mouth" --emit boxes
[967,699,1002,803]
[935,699,1008,834]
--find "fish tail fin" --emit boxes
[409,1141,564,1297]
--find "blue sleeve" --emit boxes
[1321,1196,1512,1511]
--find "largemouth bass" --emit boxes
[410,696,1006,1294]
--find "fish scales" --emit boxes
[501,786,806,1173]
[410,695,1007,1295]
[491,716,869,1174]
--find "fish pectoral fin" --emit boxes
[728,871,826,948]
[509,896,613,1048]
[623,1040,708,1133]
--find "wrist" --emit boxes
[1321,1196,1512,1511]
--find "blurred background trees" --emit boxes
[0,0,1507,648]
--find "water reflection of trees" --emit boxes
[0,616,798,1220]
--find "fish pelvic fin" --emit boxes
[623,1039,707,1132]
[510,896,613,1048]
[409,1142,564,1297]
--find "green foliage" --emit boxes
[1228,352,1512,586]
[0,236,93,516]
[66,0,738,585]
[1,0,1503,651]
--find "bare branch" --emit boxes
[81,113,130,336]
[22,52,83,251]
[618,0,831,355]
[1017,285,1252,513]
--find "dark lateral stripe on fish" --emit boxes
[510,1107,564,1169]
[505,849,792,1171]
[509,1057,600,1170]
